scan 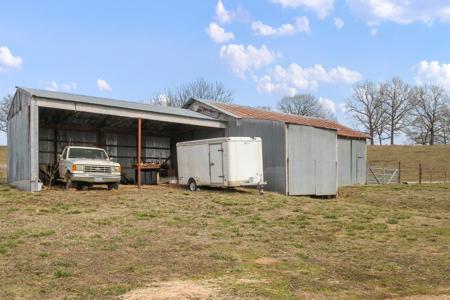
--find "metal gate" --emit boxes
[366,166,399,184]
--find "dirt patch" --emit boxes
[121,280,216,300]
[254,257,279,265]
[389,295,450,300]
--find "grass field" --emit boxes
[0,146,7,182]
[368,145,450,182]
[0,184,449,299]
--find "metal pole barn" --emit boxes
[137,118,142,189]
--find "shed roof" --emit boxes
[185,98,369,139]
[18,87,218,121]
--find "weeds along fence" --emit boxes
[0,164,6,184]
[367,162,449,184]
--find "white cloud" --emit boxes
[220,44,282,78]
[339,102,349,113]
[370,27,378,35]
[347,0,450,25]
[44,80,77,92]
[206,22,235,43]
[319,97,336,114]
[215,0,231,24]
[271,0,334,19]
[334,17,344,29]
[0,46,23,72]
[296,17,311,33]
[251,16,310,37]
[254,63,362,95]
[97,78,112,92]
[412,60,450,90]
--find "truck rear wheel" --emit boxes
[188,178,197,192]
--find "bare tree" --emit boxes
[0,94,13,133]
[345,81,385,145]
[410,85,449,145]
[436,106,450,144]
[405,122,430,145]
[277,94,336,120]
[256,106,272,111]
[151,78,233,107]
[380,77,413,145]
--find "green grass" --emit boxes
[0,184,449,299]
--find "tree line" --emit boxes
[1,77,449,146]
[345,77,450,145]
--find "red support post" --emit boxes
[137,118,142,189]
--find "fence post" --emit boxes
[445,169,447,184]
[419,163,422,184]
[430,169,433,183]
[398,162,401,184]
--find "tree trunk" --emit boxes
[390,121,395,145]
[370,130,374,145]
[430,129,434,145]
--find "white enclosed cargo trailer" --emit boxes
[177,137,265,192]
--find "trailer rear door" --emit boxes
[209,143,224,184]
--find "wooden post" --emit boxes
[444,169,447,183]
[419,163,422,184]
[137,118,142,189]
[398,161,401,184]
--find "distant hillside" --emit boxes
[368,145,450,182]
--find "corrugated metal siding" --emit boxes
[225,118,286,194]
[337,138,352,187]
[7,90,35,191]
[338,138,367,186]
[287,124,337,196]
[38,128,173,184]
[352,139,367,184]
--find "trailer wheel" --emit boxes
[188,178,197,192]
[258,185,264,195]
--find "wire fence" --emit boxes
[367,162,449,184]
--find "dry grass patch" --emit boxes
[0,184,449,299]
[368,145,450,181]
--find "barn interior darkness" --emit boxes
[38,107,224,185]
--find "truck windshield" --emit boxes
[68,148,108,160]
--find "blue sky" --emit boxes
[1,0,450,145]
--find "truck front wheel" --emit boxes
[108,183,119,190]
[188,178,197,192]
[65,173,73,189]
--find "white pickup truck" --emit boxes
[58,146,121,190]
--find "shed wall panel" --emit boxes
[225,119,286,194]
[287,125,337,196]
[337,138,352,187]
[7,90,32,190]
[351,139,367,184]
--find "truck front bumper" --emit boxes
[71,173,121,184]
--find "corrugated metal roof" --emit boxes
[187,98,369,139]
[18,87,218,121]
